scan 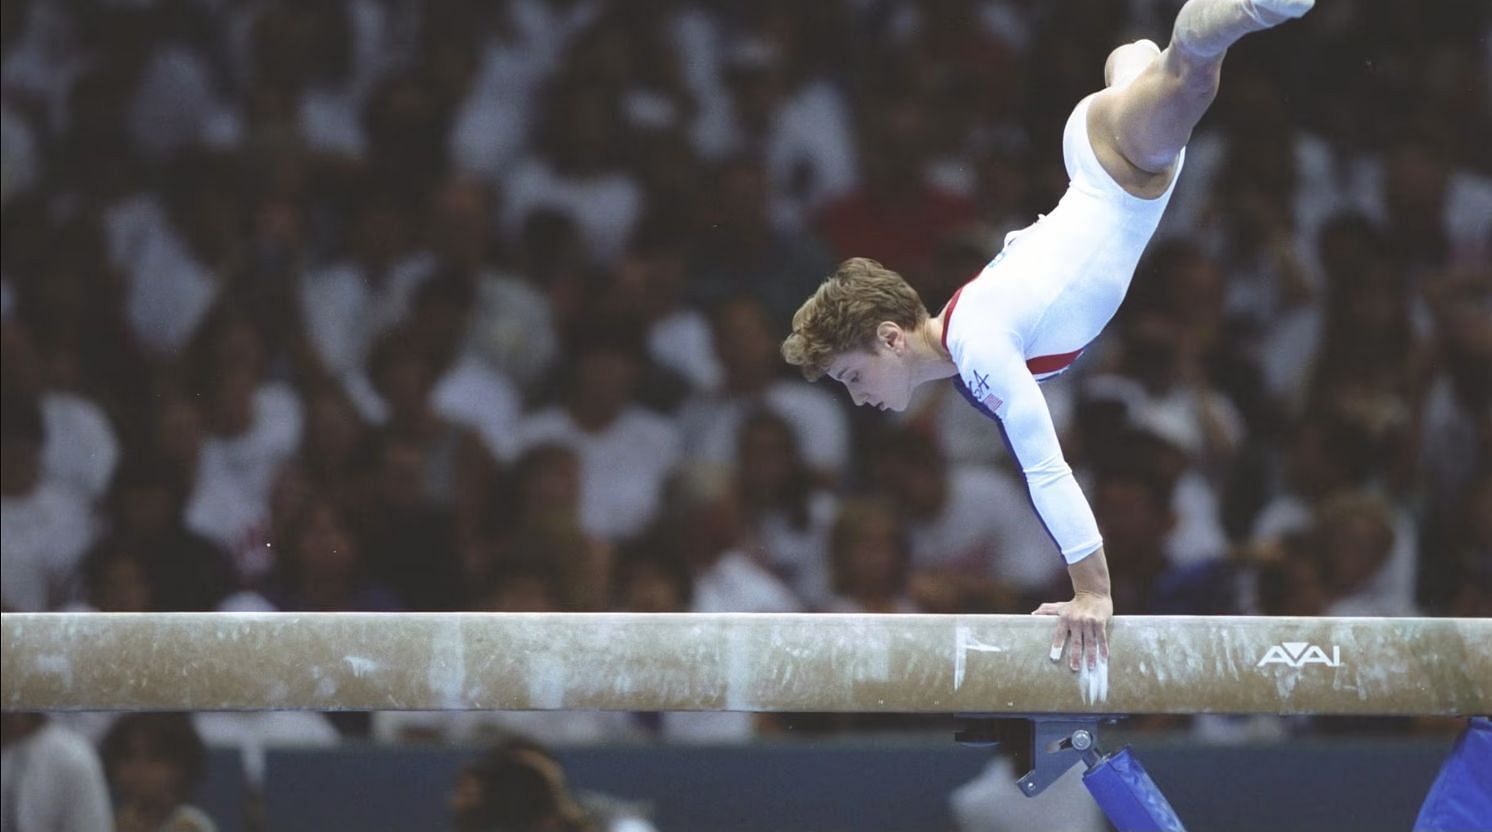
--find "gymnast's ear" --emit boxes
[875,321,903,352]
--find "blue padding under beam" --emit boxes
[1415,717,1492,832]
[1083,747,1187,832]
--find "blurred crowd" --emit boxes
[2,0,1490,796]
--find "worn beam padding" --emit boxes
[2,613,1487,714]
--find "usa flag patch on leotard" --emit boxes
[981,393,1003,412]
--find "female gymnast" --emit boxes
[783,0,1315,673]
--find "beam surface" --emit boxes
[2,613,1487,715]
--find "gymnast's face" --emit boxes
[827,323,915,412]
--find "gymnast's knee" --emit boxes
[1104,39,1161,88]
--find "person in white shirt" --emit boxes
[299,188,436,386]
[180,312,304,568]
[0,395,96,611]
[514,320,682,543]
[1,715,113,832]
[501,71,643,265]
[733,410,837,607]
[680,295,849,483]
[781,0,1316,670]
[608,548,760,743]
[124,150,246,357]
[649,463,802,615]
[1309,490,1420,618]
[871,426,1068,599]
[696,34,860,230]
[603,220,723,396]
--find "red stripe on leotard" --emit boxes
[1026,349,1085,375]
[939,285,966,353]
[941,282,1084,377]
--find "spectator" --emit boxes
[1,316,120,504]
[74,541,154,613]
[452,738,658,832]
[685,156,836,330]
[733,409,837,606]
[501,69,643,265]
[514,316,682,543]
[506,443,582,533]
[612,548,692,613]
[602,218,721,397]
[699,16,859,228]
[1416,269,1491,609]
[123,150,247,357]
[373,543,639,747]
[1083,309,1245,489]
[299,182,436,387]
[407,271,524,473]
[98,455,237,612]
[0,393,96,610]
[434,179,559,395]
[951,754,1106,832]
[263,496,399,612]
[8,219,142,481]
[229,2,370,159]
[609,543,757,744]
[362,73,451,205]
[1089,462,1188,615]
[447,4,546,184]
[502,444,614,610]
[1253,536,1328,617]
[869,426,1059,605]
[491,519,611,614]
[1162,68,1346,319]
[1260,212,1424,418]
[364,320,498,517]
[296,384,372,502]
[356,432,465,611]
[179,307,304,566]
[680,295,848,482]
[665,464,800,614]
[1360,117,1492,277]
[814,76,978,293]
[0,714,113,832]
[479,547,569,613]
[1079,412,1231,570]
[1310,491,1418,617]
[1252,405,1421,616]
[100,714,217,832]
[823,499,918,614]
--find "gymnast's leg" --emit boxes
[1087,0,1314,198]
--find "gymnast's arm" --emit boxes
[979,343,1112,670]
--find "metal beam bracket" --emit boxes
[956,714,1114,796]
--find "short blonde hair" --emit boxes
[781,258,928,381]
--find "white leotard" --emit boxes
[941,93,1184,563]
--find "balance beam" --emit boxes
[2,613,1487,715]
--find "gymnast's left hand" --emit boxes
[1033,592,1112,672]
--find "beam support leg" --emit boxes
[957,715,1186,830]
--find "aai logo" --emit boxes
[1257,641,1343,668]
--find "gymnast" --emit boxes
[782,0,1315,672]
